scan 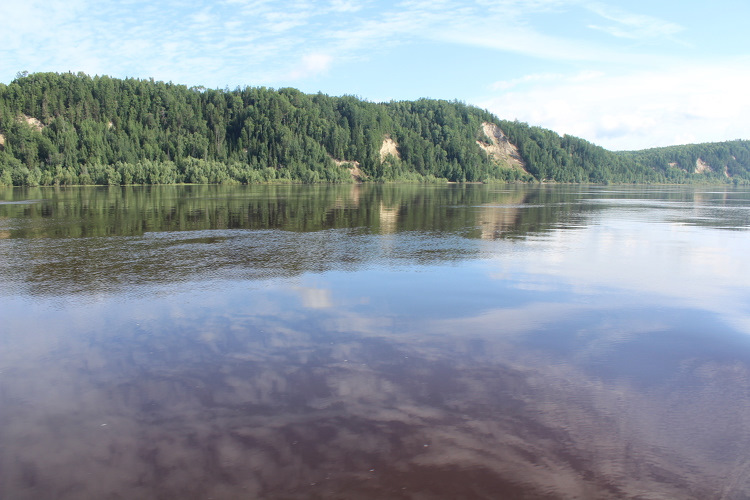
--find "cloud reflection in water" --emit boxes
[2,185,750,499]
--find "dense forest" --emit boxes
[620,141,750,184]
[0,72,749,186]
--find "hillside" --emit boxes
[620,141,750,184]
[0,72,748,186]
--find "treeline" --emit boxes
[0,72,510,185]
[619,141,750,184]
[498,121,661,184]
[1,72,749,186]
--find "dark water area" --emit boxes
[1,184,750,499]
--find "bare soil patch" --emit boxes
[695,158,712,174]
[333,158,365,182]
[21,114,44,132]
[379,135,400,162]
[477,122,527,172]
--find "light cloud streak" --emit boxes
[586,2,685,40]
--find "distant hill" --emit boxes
[619,141,750,184]
[0,72,748,186]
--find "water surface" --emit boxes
[1,184,750,499]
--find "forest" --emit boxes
[0,72,749,186]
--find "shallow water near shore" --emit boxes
[1,183,750,499]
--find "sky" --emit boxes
[1,0,749,151]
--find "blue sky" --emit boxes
[2,0,749,150]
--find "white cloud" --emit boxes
[0,0,678,87]
[586,3,685,40]
[303,53,334,73]
[190,7,215,25]
[480,59,750,150]
[490,72,604,91]
[329,0,364,12]
[286,53,334,80]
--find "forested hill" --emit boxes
[619,141,750,184]
[0,72,748,186]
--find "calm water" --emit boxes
[1,184,750,499]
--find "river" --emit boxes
[1,184,749,499]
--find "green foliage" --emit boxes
[1,72,749,186]
[620,140,750,183]
[498,121,665,184]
